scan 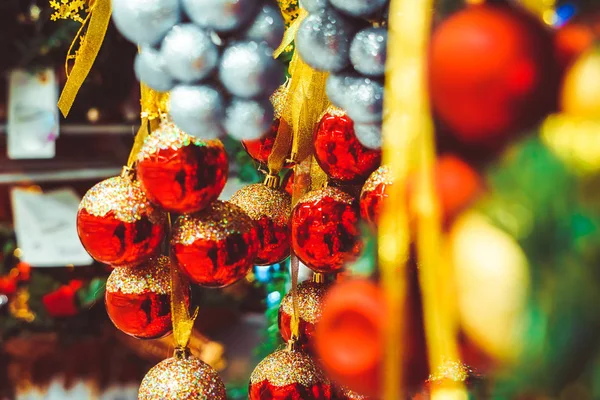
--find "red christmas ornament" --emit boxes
[249,347,331,399]
[105,256,180,339]
[313,107,381,183]
[292,187,362,273]
[136,120,228,214]
[42,280,83,318]
[171,201,258,287]
[278,279,330,352]
[315,279,429,397]
[360,156,481,227]
[0,277,16,295]
[282,170,294,197]
[77,174,166,267]
[359,165,392,227]
[230,182,291,266]
[429,4,557,146]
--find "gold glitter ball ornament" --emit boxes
[230,183,292,265]
[248,349,331,399]
[138,353,226,400]
[106,256,171,295]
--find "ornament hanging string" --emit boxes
[56,0,112,117]
[167,213,198,351]
[126,83,170,168]
[272,9,330,340]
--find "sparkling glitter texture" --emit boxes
[77,176,166,267]
[249,349,331,400]
[138,354,226,400]
[279,280,330,352]
[105,256,182,339]
[292,187,362,273]
[359,165,393,227]
[313,107,381,183]
[230,184,291,266]
[137,120,228,214]
[333,385,372,400]
[171,201,259,287]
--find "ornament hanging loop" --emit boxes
[173,346,191,360]
[286,338,299,352]
[120,166,135,180]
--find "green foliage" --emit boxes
[479,136,600,396]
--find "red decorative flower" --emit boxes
[42,280,83,318]
[0,277,17,296]
[16,262,31,281]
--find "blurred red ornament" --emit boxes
[42,280,83,318]
[249,348,331,399]
[172,201,258,287]
[429,4,557,147]
[230,183,292,266]
[77,174,166,267]
[332,385,373,400]
[313,107,381,183]
[554,14,600,70]
[292,187,362,273]
[315,279,428,397]
[137,120,228,214]
[105,256,178,339]
[0,277,17,295]
[359,165,392,227]
[278,279,330,352]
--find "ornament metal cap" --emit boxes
[312,272,325,284]
[263,173,280,189]
[174,346,191,360]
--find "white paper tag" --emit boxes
[11,187,93,267]
[7,68,59,160]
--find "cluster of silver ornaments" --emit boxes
[112,0,286,141]
[295,0,388,149]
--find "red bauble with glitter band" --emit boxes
[360,165,392,227]
[278,280,330,353]
[313,107,381,183]
[230,183,291,266]
[249,348,331,399]
[291,187,362,273]
[171,201,259,288]
[136,120,228,214]
[105,256,184,339]
[77,175,166,267]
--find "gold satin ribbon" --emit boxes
[126,83,169,167]
[167,214,198,351]
[57,0,112,117]
[273,7,330,339]
[382,0,466,399]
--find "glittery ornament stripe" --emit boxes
[362,165,393,194]
[280,281,327,324]
[106,256,171,295]
[229,184,291,226]
[249,349,328,387]
[297,186,354,206]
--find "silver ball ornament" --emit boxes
[328,74,383,123]
[182,0,259,33]
[111,0,180,46]
[243,3,286,49]
[299,0,328,13]
[134,47,175,92]
[169,85,225,138]
[330,0,387,18]
[295,8,355,73]
[160,24,219,83]
[350,27,387,77]
[219,41,284,99]
[224,98,274,140]
[354,122,382,149]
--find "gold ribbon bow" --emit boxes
[56,0,112,117]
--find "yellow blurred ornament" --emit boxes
[449,211,529,364]
[561,48,600,117]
